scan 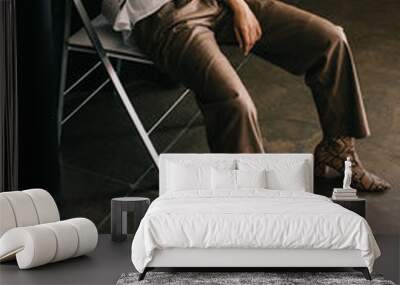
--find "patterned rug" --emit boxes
[116,272,396,285]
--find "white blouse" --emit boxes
[113,0,172,31]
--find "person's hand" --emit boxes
[227,0,262,55]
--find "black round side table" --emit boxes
[111,197,150,242]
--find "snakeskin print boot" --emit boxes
[314,137,391,192]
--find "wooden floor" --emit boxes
[0,235,399,285]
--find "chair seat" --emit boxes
[68,15,151,62]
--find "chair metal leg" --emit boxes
[58,47,68,142]
[58,0,72,143]
[73,0,159,168]
[113,58,123,97]
[354,267,372,280]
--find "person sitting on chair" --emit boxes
[106,0,390,192]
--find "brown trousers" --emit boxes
[134,0,370,153]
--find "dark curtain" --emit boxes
[16,1,65,198]
[0,0,18,192]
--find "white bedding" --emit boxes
[131,190,380,273]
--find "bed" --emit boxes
[131,154,380,280]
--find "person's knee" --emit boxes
[324,24,348,49]
[225,91,258,120]
[202,85,258,121]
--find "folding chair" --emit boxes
[59,0,249,172]
[58,0,195,169]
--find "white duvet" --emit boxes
[131,190,380,273]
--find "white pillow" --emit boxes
[212,169,236,190]
[266,167,306,191]
[167,162,212,191]
[236,169,267,189]
[166,159,236,170]
[237,159,307,191]
[211,169,268,190]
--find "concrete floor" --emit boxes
[0,235,133,285]
[59,0,400,235]
[0,235,399,285]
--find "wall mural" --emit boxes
[60,0,399,234]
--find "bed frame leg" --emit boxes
[354,267,371,280]
[138,268,148,281]
[362,268,372,281]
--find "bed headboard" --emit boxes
[159,153,314,195]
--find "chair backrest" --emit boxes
[159,153,314,195]
[0,189,60,237]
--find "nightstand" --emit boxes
[331,198,366,218]
[111,197,150,242]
